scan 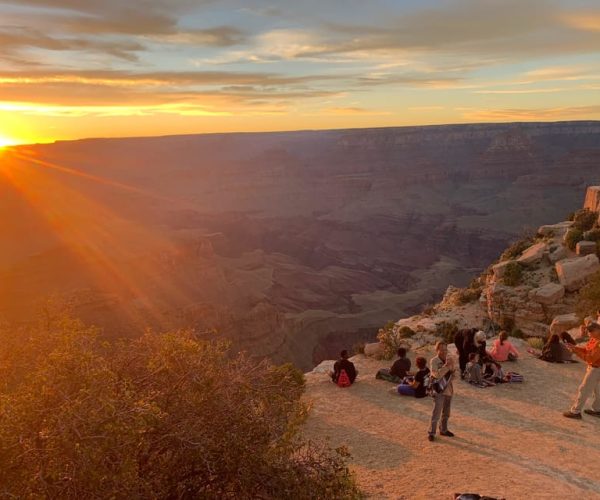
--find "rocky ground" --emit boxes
[303,344,600,499]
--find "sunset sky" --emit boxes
[1,0,599,145]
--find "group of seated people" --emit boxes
[374,348,431,397]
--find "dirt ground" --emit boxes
[303,343,600,499]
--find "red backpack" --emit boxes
[337,369,352,388]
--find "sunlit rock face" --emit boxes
[1,121,599,369]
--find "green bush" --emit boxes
[502,262,523,286]
[0,315,361,499]
[500,237,533,261]
[435,320,459,344]
[572,208,598,232]
[565,228,584,251]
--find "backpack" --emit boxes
[337,369,352,388]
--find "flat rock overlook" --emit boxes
[1,121,599,369]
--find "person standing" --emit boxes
[563,322,600,419]
[454,328,473,375]
[428,341,456,441]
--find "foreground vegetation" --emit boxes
[0,313,361,499]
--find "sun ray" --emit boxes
[0,150,202,332]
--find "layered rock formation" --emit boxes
[1,123,599,369]
[367,186,600,354]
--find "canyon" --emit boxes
[1,121,599,370]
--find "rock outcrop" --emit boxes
[362,185,600,354]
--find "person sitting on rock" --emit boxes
[397,356,430,398]
[331,350,357,386]
[484,358,504,383]
[490,330,519,362]
[464,353,495,387]
[376,347,411,383]
[539,333,572,363]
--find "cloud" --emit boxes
[0,68,349,109]
[459,105,600,122]
[321,106,391,115]
[0,26,144,60]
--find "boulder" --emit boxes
[364,342,384,358]
[549,245,567,263]
[555,254,600,291]
[311,360,335,374]
[538,221,573,238]
[530,283,565,305]
[492,260,514,279]
[583,186,600,215]
[550,313,580,335]
[517,242,547,265]
[576,240,597,256]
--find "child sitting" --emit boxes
[464,353,495,387]
[484,359,504,383]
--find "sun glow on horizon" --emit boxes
[0,135,19,148]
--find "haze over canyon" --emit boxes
[1,121,599,369]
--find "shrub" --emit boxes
[584,228,600,242]
[527,337,544,350]
[398,326,416,339]
[502,262,523,286]
[0,315,361,499]
[565,228,584,251]
[435,320,459,344]
[377,326,401,359]
[572,208,598,232]
[453,287,481,305]
[510,328,525,339]
[576,269,600,319]
[500,237,533,261]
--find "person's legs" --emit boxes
[587,368,600,412]
[570,366,600,414]
[458,350,468,374]
[398,384,415,396]
[439,395,452,433]
[429,394,444,436]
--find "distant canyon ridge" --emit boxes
[1,121,599,370]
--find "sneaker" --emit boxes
[440,431,455,437]
[584,409,600,417]
[563,411,582,419]
[428,434,435,442]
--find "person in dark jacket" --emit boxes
[540,334,565,362]
[454,328,474,375]
[376,347,411,382]
[332,350,357,384]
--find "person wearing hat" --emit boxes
[563,322,600,419]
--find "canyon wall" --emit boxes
[0,121,599,369]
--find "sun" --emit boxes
[0,135,17,148]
